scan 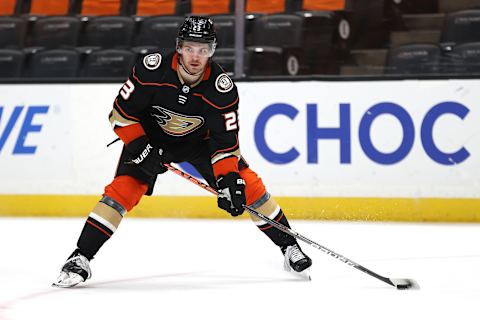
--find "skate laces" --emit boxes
[63,254,91,279]
[287,244,306,263]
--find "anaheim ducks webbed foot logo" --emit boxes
[151,106,204,136]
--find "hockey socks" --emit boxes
[257,207,297,248]
[76,212,116,260]
[74,196,126,260]
[248,193,297,247]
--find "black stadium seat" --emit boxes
[131,46,161,62]
[0,17,27,49]
[250,13,303,48]
[248,14,310,75]
[344,0,386,48]
[134,16,184,54]
[0,49,24,78]
[447,42,480,73]
[390,0,438,14]
[29,17,80,49]
[213,48,236,76]
[441,9,480,45]
[385,43,441,74]
[80,49,134,78]
[245,46,284,76]
[81,16,135,48]
[211,14,236,49]
[28,49,79,78]
[295,10,340,74]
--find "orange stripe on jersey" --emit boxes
[132,70,178,88]
[114,123,146,145]
[114,99,140,122]
[193,93,239,110]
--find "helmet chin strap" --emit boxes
[179,59,200,76]
[178,55,205,85]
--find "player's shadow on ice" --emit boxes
[81,271,303,291]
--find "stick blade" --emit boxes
[390,278,420,290]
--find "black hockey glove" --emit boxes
[126,136,168,176]
[216,172,246,217]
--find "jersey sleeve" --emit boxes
[109,53,163,144]
[207,84,242,178]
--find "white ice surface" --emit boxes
[1,218,480,320]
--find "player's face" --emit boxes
[179,41,211,74]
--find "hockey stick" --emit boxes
[164,163,419,290]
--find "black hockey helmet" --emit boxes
[176,16,217,56]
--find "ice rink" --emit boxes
[1,217,479,320]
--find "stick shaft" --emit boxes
[164,163,395,288]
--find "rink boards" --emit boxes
[0,80,479,221]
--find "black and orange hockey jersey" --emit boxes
[109,52,241,178]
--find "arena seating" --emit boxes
[133,15,184,53]
[0,17,26,48]
[79,49,134,77]
[248,13,313,74]
[296,10,341,74]
[135,0,178,16]
[441,9,480,45]
[245,46,284,76]
[0,49,23,77]
[27,49,79,78]
[250,14,302,47]
[28,16,80,49]
[213,47,236,75]
[191,0,232,15]
[302,0,345,11]
[80,0,126,16]
[80,16,135,48]
[1,0,480,78]
[390,0,439,14]
[385,43,442,74]
[246,0,285,14]
[28,0,70,15]
[0,0,19,16]
[438,0,480,13]
[445,41,480,73]
[211,14,235,49]
[344,0,386,49]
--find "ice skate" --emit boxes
[52,251,91,288]
[282,244,312,281]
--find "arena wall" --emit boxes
[1,80,479,221]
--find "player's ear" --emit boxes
[176,38,183,55]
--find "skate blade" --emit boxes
[52,272,85,288]
[291,268,312,281]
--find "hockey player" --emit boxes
[53,16,312,288]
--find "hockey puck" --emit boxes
[395,278,419,290]
[396,284,409,290]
